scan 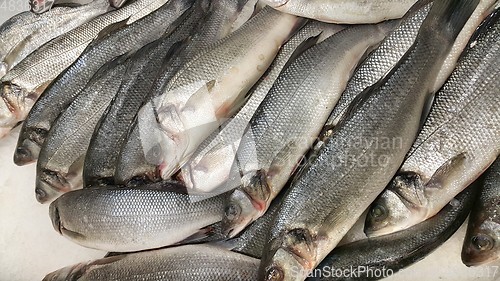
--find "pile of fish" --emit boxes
[0,0,498,279]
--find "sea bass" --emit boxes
[365,8,500,237]
[222,22,395,238]
[49,183,226,252]
[42,244,259,281]
[261,0,418,24]
[462,157,500,266]
[135,6,304,180]
[179,22,344,194]
[258,0,478,279]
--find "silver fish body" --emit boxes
[261,0,418,23]
[13,0,193,166]
[49,184,226,252]
[258,0,478,279]
[83,2,209,187]
[35,56,129,203]
[311,187,477,281]
[43,244,259,281]
[462,157,500,266]
[114,0,252,185]
[0,0,172,136]
[180,22,343,194]
[222,22,394,238]
[365,8,500,237]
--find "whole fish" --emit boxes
[261,0,418,24]
[42,244,259,281]
[137,6,304,182]
[1,1,109,79]
[462,157,500,266]
[30,0,95,13]
[13,0,193,166]
[222,22,394,238]
[49,183,226,252]
[36,56,129,203]
[258,0,478,279]
[365,8,500,237]
[180,22,344,194]
[82,1,210,187]
[0,0,172,138]
[114,0,253,185]
[324,0,496,131]
[310,187,476,281]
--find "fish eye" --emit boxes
[471,234,494,251]
[266,266,284,281]
[370,204,388,220]
[224,203,241,221]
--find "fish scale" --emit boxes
[49,184,226,252]
[365,9,500,237]
[42,244,259,281]
[259,0,479,279]
[13,0,193,167]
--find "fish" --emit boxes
[35,56,129,203]
[42,244,259,281]
[260,0,419,24]
[49,182,226,252]
[364,8,500,238]
[1,1,109,79]
[258,0,478,279]
[82,1,210,187]
[0,0,173,138]
[114,0,253,185]
[222,21,395,238]
[30,0,95,14]
[323,0,496,132]
[462,158,500,266]
[12,0,194,166]
[109,0,128,8]
[180,22,344,194]
[137,6,304,182]
[309,186,477,281]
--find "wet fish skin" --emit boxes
[109,0,128,8]
[13,0,193,167]
[261,0,418,23]
[114,0,252,185]
[139,6,304,182]
[42,244,259,281]
[83,1,209,187]
[462,158,500,267]
[35,56,129,204]
[180,21,343,194]
[323,1,432,130]
[365,8,500,237]
[310,187,477,281]
[258,0,478,279]
[49,183,226,252]
[222,22,394,238]
[0,0,172,137]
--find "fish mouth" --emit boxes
[36,170,71,203]
[49,203,62,234]
[13,144,36,166]
[462,254,498,267]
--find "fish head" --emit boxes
[0,82,29,128]
[222,189,257,238]
[261,0,289,8]
[259,228,317,281]
[364,173,426,237]
[42,263,88,281]
[462,219,500,266]
[29,0,55,13]
[36,169,73,203]
[14,127,47,165]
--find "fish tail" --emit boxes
[424,0,479,41]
